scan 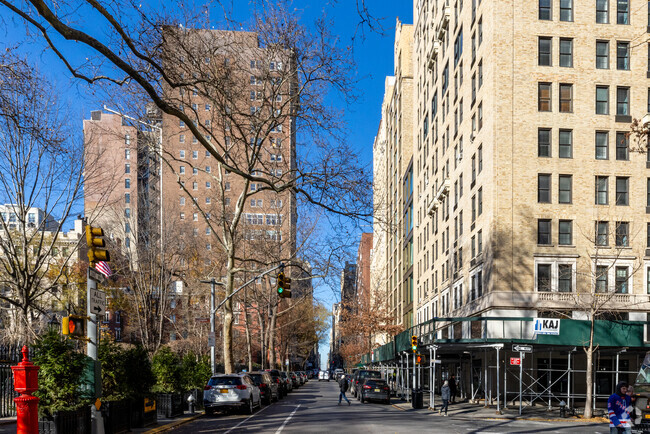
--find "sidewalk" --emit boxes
[390,393,610,424]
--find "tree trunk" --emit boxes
[243,295,253,372]
[584,317,595,419]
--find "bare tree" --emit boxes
[0,53,85,343]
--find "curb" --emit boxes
[144,413,204,433]
[389,404,609,424]
[0,419,16,426]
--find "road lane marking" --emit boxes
[223,404,270,434]
[274,403,301,434]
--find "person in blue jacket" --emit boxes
[608,381,631,434]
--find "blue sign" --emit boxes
[533,318,560,335]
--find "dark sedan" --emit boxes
[247,371,279,405]
[360,378,390,404]
[265,369,286,398]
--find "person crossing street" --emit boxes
[338,374,351,405]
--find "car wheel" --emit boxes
[245,399,254,414]
[360,394,365,404]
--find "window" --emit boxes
[224,182,231,191]
[539,83,552,111]
[478,61,483,88]
[616,266,629,293]
[559,175,572,203]
[478,145,483,172]
[192,150,198,159]
[125,149,130,160]
[559,84,573,112]
[595,131,609,159]
[616,86,630,116]
[179,197,185,206]
[539,37,552,66]
[179,212,185,220]
[192,167,198,175]
[648,178,650,207]
[537,264,552,291]
[179,165,185,175]
[478,230,483,254]
[559,38,573,67]
[596,176,608,204]
[617,42,630,70]
[617,0,629,24]
[596,221,609,246]
[538,174,551,203]
[478,187,483,215]
[559,220,572,245]
[539,0,552,20]
[125,193,130,204]
[616,221,629,246]
[596,41,609,69]
[596,265,608,292]
[192,181,198,191]
[616,132,629,160]
[538,128,551,157]
[596,0,609,23]
[557,129,572,158]
[558,264,572,292]
[538,219,552,245]
[560,0,573,21]
[454,29,463,67]
[125,178,130,189]
[647,222,650,247]
[124,208,130,218]
[615,177,629,205]
[596,86,609,114]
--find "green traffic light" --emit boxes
[278,288,284,293]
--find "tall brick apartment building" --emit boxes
[84,28,297,351]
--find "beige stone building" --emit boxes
[403,0,650,330]
[374,20,416,329]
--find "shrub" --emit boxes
[32,329,90,416]
[180,352,211,390]
[151,346,182,393]
[98,338,154,400]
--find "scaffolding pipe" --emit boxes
[496,346,501,413]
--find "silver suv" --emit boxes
[204,374,261,415]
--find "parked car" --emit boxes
[280,371,293,392]
[359,378,391,404]
[247,371,279,405]
[334,368,344,380]
[204,374,262,415]
[351,370,382,399]
[265,369,286,398]
[289,371,300,388]
[297,371,306,385]
[318,370,330,381]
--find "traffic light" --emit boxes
[416,354,426,365]
[277,272,292,298]
[85,224,110,266]
[62,315,86,338]
[411,335,418,353]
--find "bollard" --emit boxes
[12,346,40,434]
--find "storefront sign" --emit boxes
[533,318,560,335]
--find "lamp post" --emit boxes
[200,278,225,375]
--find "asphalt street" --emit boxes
[166,380,609,433]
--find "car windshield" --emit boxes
[208,377,241,386]
[361,371,381,379]
[248,374,263,384]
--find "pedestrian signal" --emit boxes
[62,315,86,338]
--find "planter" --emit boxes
[157,393,183,418]
[39,407,91,434]
[130,397,157,428]
[102,399,131,434]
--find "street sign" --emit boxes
[195,318,210,323]
[285,359,289,366]
[88,267,107,285]
[510,357,521,366]
[89,289,106,315]
[512,344,533,353]
[208,332,215,347]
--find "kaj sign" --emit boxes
[533,318,561,336]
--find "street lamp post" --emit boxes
[200,278,225,375]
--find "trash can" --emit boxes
[412,389,424,409]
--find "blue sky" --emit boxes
[0,0,413,368]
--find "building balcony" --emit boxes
[426,198,440,216]
[426,40,441,71]
[434,178,450,202]
[436,6,451,39]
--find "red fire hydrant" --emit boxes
[12,346,39,434]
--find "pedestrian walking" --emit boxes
[338,374,351,405]
[608,381,632,434]
[449,375,457,404]
[439,380,450,416]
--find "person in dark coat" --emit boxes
[440,380,450,416]
[449,375,457,403]
[338,374,351,405]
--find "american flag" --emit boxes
[95,261,112,278]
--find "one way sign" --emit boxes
[90,289,107,316]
